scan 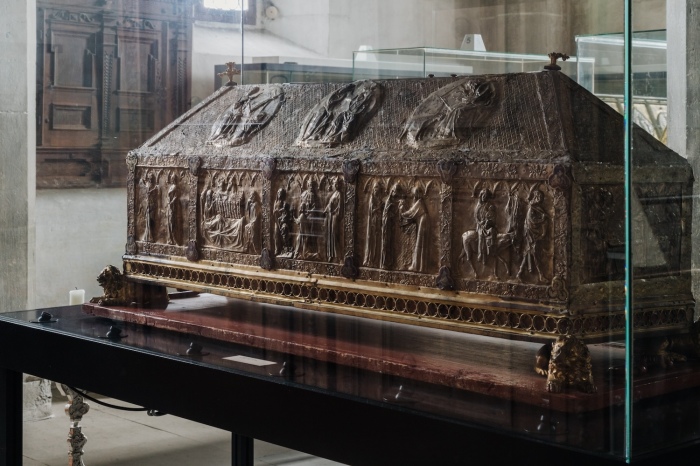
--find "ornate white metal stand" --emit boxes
[61,384,90,466]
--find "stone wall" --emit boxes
[35,189,128,308]
[0,0,36,313]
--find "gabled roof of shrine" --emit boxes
[133,71,686,171]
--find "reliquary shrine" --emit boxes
[120,71,694,343]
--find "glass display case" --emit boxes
[2,1,700,465]
[577,30,667,143]
[351,46,583,79]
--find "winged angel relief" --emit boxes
[399,78,500,148]
[296,80,382,147]
[207,85,284,147]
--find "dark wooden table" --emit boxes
[1,296,700,465]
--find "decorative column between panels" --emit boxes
[186,156,202,261]
[341,159,360,279]
[436,160,457,290]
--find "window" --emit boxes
[203,0,248,10]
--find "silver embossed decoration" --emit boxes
[208,85,284,147]
[297,80,382,147]
[399,78,500,148]
[120,73,694,344]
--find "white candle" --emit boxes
[69,289,85,305]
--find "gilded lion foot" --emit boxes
[535,335,597,394]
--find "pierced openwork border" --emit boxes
[125,259,692,339]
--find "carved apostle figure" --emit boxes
[518,188,548,282]
[401,186,429,272]
[297,80,382,148]
[295,179,318,259]
[399,79,498,148]
[274,188,294,256]
[475,188,497,264]
[244,190,262,254]
[207,85,284,147]
[165,173,178,245]
[380,184,401,269]
[141,173,158,243]
[323,178,343,262]
[363,183,383,267]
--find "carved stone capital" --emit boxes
[260,248,273,270]
[437,160,457,184]
[262,157,276,180]
[186,240,199,262]
[188,156,202,177]
[436,266,455,290]
[341,256,359,279]
[548,275,569,301]
[548,165,571,191]
[342,159,361,184]
[126,152,138,174]
[125,235,137,255]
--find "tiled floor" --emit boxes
[23,388,345,466]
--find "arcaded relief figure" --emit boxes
[295,179,319,260]
[273,188,294,256]
[380,184,401,270]
[460,186,519,280]
[200,173,261,254]
[140,172,158,243]
[518,188,548,282]
[475,188,497,265]
[363,182,383,267]
[207,85,284,147]
[400,78,500,149]
[400,186,429,272]
[243,191,262,254]
[165,173,178,245]
[323,177,343,262]
[297,80,382,148]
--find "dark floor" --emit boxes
[23,388,345,466]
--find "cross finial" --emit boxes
[544,52,570,71]
[218,61,241,86]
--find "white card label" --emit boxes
[223,355,277,367]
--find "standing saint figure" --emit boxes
[323,178,342,262]
[244,190,262,254]
[295,179,317,259]
[142,173,158,243]
[518,188,548,282]
[363,182,383,267]
[474,188,497,264]
[165,173,178,245]
[274,188,293,256]
[400,186,429,272]
[380,184,401,269]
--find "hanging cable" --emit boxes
[66,386,167,416]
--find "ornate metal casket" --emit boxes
[123,71,693,342]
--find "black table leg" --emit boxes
[0,368,22,466]
[232,433,253,466]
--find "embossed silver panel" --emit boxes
[122,73,694,340]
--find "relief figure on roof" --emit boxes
[207,85,284,147]
[400,78,500,149]
[297,80,382,148]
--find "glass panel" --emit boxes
[6,0,700,463]
[630,1,700,460]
